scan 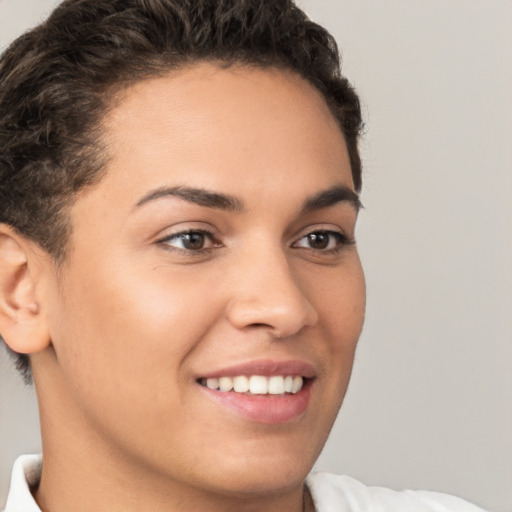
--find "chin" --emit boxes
[190,440,319,498]
[205,464,309,499]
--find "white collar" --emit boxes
[3,454,42,512]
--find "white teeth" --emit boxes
[233,375,249,393]
[206,378,219,390]
[249,375,268,394]
[268,376,285,395]
[202,375,305,395]
[284,375,294,393]
[219,377,233,392]
[291,376,303,393]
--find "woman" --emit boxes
[0,1,488,510]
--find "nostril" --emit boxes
[244,322,288,339]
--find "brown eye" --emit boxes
[306,232,330,250]
[293,230,353,252]
[180,232,206,250]
[160,230,218,251]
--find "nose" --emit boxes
[225,245,319,338]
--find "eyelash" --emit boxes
[158,229,220,253]
[157,228,354,255]
[292,230,355,254]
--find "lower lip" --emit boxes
[199,381,313,424]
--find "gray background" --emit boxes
[0,1,511,511]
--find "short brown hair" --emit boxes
[0,0,363,382]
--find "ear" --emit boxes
[0,224,51,355]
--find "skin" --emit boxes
[0,64,365,512]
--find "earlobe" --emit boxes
[0,225,51,355]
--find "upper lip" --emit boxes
[198,359,317,380]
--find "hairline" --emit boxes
[54,59,358,265]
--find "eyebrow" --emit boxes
[301,185,363,213]
[134,184,361,213]
[135,186,244,212]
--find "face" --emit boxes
[37,64,365,499]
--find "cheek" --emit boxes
[49,259,223,403]
[308,258,365,341]
[307,259,365,388]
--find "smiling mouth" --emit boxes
[198,375,308,395]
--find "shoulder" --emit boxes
[306,472,488,512]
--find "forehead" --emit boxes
[92,63,353,211]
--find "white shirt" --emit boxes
[3,454,488,512]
